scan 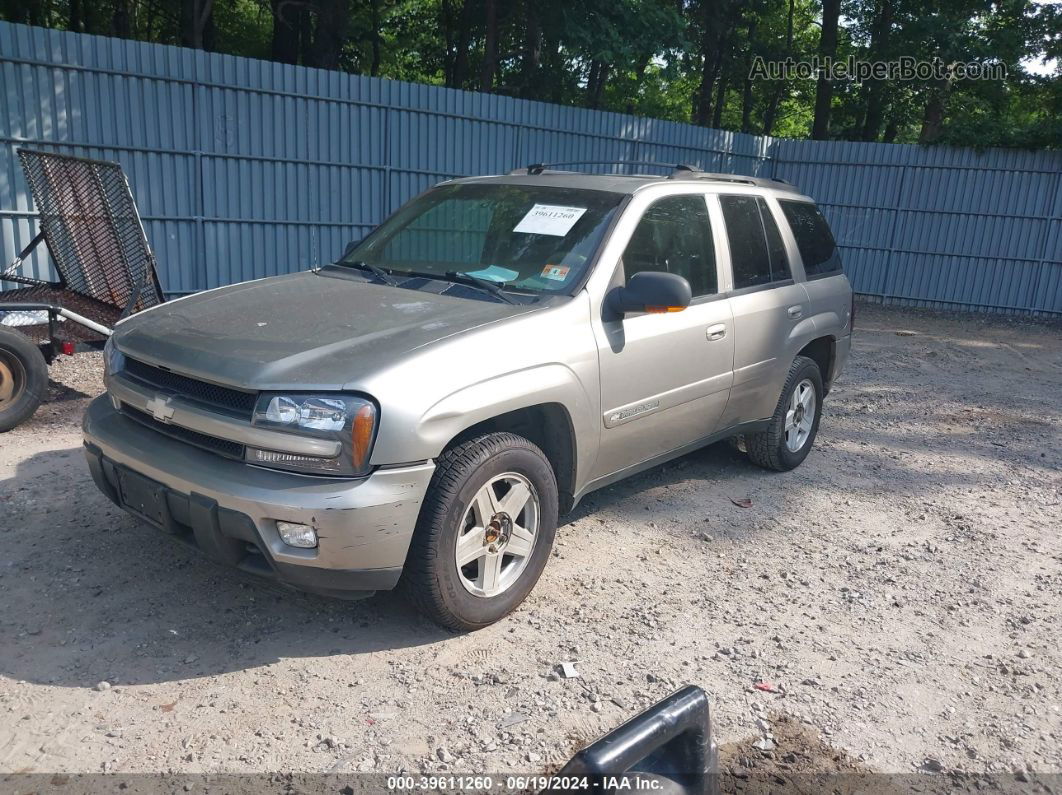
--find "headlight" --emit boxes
[103,337,125,378]
[247,393,377,476]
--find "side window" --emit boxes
[779,200,843,277]
[720,195,791,289]
[622,195,717,297]
[759,198,791,281]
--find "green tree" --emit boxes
[1,0,1056,148]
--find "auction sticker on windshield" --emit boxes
[513,204,587,236]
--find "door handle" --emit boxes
[787,305,803,319]
[706,323,727,341]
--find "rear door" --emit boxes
[777,199,852,333]
[714,193,815,429]
[590,193,735,481]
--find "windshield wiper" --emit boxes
[335,260,398,287]
[392,269,518,304]
[443,271,518,304]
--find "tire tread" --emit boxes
[745,355,821,472]
[0,327,48,432]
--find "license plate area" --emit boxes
[117,467,168,527]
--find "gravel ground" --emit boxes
[0,303,1060,785]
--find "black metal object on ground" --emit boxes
[550,685,719,795]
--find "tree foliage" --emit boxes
[2,0,1058,147]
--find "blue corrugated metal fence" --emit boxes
[2,21,1059,315]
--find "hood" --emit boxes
[113,270,540,390]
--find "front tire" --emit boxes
[744,355,823,472]
[0,327,48,432]
[402,432,558,631]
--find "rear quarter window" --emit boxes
[720,195,791,289]
[779,200,843,278]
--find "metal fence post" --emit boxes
[191,57,206,293]
[382,107,391,218]
[879,164,908,303]
[1025,169,1062,315]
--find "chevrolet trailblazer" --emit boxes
[84,164,852,630]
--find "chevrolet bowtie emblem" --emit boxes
[145,395,175,423]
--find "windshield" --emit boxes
[341,183,624,295]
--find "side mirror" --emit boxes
[608,271,692,316]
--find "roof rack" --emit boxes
[510,161,799,192]
[669,164,799,191]
[511,161,686,176]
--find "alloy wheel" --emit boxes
[455,472,539,598]
[784,378,816,452]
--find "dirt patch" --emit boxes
[1,304,1060,778]
[717,711,1049,793]
[720,712,868,792]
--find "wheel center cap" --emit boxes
[485,514,512,546]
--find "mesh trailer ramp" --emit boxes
[0,149,165,431]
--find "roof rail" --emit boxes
[668,165,799,192]
[511,161,693,176]
[508,161,800,192]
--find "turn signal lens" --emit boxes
[351,403,376,470]
[247,447,344,472]
[645,305,686,313]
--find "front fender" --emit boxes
[418,362,595,461]
[364,292,600,481]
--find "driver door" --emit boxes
[590,193,735,481]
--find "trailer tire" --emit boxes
[0,326,47,432]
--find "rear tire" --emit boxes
[402,432,558,631]
[0,327,48,432]
[745,355,823,472]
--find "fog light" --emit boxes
[276,521,318,549]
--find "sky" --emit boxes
[1022,56,1059,75]
[1024,0,1061,75]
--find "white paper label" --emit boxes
[513,204,587,237]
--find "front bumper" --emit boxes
[82,395,434,598]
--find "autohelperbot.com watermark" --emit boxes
[750,55,1008,83]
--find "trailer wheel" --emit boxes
[0,326,48,432]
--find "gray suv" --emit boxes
[83,165,852,630]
